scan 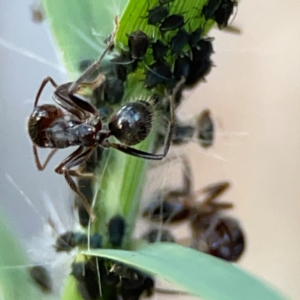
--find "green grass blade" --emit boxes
[0,209,40,300]
[84,244,288,300]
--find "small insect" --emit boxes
[172,121,195,145]
[30,3,44,23]
[214,0,238,29]
[128,30,150,60]
[55,231,102,252]
[202,0,222,20]
[170,28,189,55]
[185,38,214,87]
[108,215,126,247]
[151,39,168,62]
[143,156,232,224]
[144,61,173,89]
[142,228,176,243]
[173,56,190,81]
[159,14,185,33]
[197,109,214,148]
[28,25,179,219]
[146,4,169,26]
[188,28,202,48]
[29,265,52,293]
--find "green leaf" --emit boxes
[83,243,288,300]
[0,209,40,299]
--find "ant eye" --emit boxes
[108,101,153,146]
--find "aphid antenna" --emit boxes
[0,37,65,73]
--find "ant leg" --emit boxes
[61,148,96,220]
[196,181,230,204]
[35,76,58,107]
[55,147,84,174]
[109,78,185,160]
[64,172,96,221]
[33,145,57,171]
[68,17,119,94]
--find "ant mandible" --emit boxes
[28,19,181,220]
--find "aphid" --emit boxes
[145,61,172,89]
[185,38,214,87]
[30,3,44,23]
[152,39,168,62]
[72,260,102,300]
[214,0,238,29]
[146,5,169,25]
[193,216,245,262]
[103,78,125,105]
[111,50,138,80]
[28,29,178,218]
[55,231,102,252]
[128,30,150,60]
[108,215,126,247]
[188,28,202,48]
[197,109,214,148]
[173,56,190,80]
[29,265,52,293]
[170,28,189,55]
[143,157,232,224]
[202,0,222,20]
[159,14,185,33]
[142,228,176,243]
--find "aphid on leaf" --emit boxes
[128,30,150,60]
[29,265,52,293]
[197,109,214,148]
[108,215,126,248]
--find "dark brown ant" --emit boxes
[143,156,232,224]
[28,19,183,220]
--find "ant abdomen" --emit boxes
[108,101,153,146]
[28,104,64,147]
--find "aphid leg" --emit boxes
[33,146,57,171]
[34,76,58,107]
[68,17,119,94]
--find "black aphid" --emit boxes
[202,0,222,19]
[145,61,172,89]
[159,14,185,33]
[55,231,102,252]
[188,28,202,48]
[103,78,125,105]
[170,28,189,55]
[108,215,126,247]
[185,38,214,87]
[29,266,52,293]
[147,5,169,25]
[197,109,214,148]
[173,122,195,145]
[214,0,237,28]
[128,30,150,60]
[152,39,168,62]
[173,56,190,80]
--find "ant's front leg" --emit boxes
[33,145,57,171]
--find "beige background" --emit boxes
[0,0,300,299]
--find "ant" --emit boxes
[143,156,232,224]
[28,18,183,220]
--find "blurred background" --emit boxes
[0,0,300,299]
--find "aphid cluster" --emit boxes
[71,258,154,300]
[142,156,245,262]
